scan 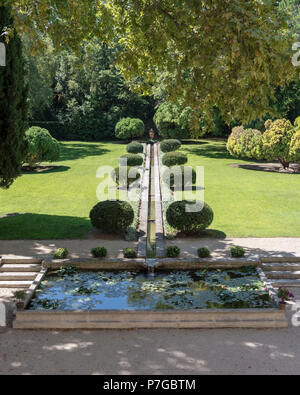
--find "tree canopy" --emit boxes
[12,0,297,124]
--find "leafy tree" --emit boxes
[24,127,60,166]
[115,118,145,140]
[0,3,28,188]
[154,102,201,139]
[12,1,295,124]
[27,41,155,140]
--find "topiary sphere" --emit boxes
[112,166,141,186]
[115,118,145,140]
[162,166,196,188]
[126,141,144,154]
[119,154,144,167]
[166,200,214,233]
[160,139,182,153]
[24,126,60,166]
[90,200,134,232]
[162,152,188,167]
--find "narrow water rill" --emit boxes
[146,144,156,258]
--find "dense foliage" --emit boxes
[112,166,141,187]
[53,248,69,259]
[0,4,28,188]
[89,200,134,232]
[162,166,196,188]
[262,119,295,168]
[91,247,107,258]
[119,154,144,167]
[12,1,294,124]
[123,248,137,259]
[160,139,181,153]
[166,246,181,258]
[230,246,246,258]
[24,127,60,166]
[26,41,155,140]
[115,118,144,140]
[166,201,214,233]
[197,247,211,258]
[126,141,144,154]
[162,152,188,167]
[227,127,263,159]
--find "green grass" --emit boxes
[179,140,300,237]
[0,141,127,239]
[1,139,300,239]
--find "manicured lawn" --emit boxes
[180,140,300,237]
[0,142,126,239]
[1,139,300,239]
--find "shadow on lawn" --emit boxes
[183,144,231,160]
[58,142,110,162]
[21,165,70,175]
[0,213,91,240]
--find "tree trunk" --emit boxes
[278,157,290,169]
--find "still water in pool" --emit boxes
[29,267,274,311]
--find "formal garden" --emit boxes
[1,2,300,331]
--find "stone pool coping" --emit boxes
[13,309,288,329]
[1,256,286,329]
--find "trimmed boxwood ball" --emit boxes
[166,200,214,233]
[162,152,188,167]
[123,248,137,258]
[160,139,182,153]
[112,167,141,186]
[90,200,134,232]
[119,153,143,167]
[53,248,69,259]
[115,118,145,140]
[91,247,107,258]
[166,246,181,258]
[230,246,245,258]
[198,247,211,258]
[127,141,144,154]
[162,166,196,188]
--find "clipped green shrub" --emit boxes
[230,246,245,258]
[53,248,69,259]
[24,127,60,166]
[112,167,141,186]
[227,126,263,160]
[198,247,211,258]
[166,246,181,258]
[115,118,145,140]
[162,166,196,188]
[91,247,107,258]
[160,139,182,153]
[119,153,143,167]
[90,200,134,232]
[126,141,144,154]
[123,248,137,258]
[162,152,188,167]
[166,200,214,233]
[290,129,300,163]
[262,119,294,169]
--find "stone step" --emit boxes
[271,279,300,287]
[262,263,300,271]
[0,272,37,281]
[266,271,300,280]
[0,281,32,288]
[0,264,41,272]
[1,258,43,264]
[261,257,300,263]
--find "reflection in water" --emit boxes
[29,267,274,311]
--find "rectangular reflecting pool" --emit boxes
[28,266,274,311]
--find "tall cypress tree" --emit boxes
[0,3,27,188]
